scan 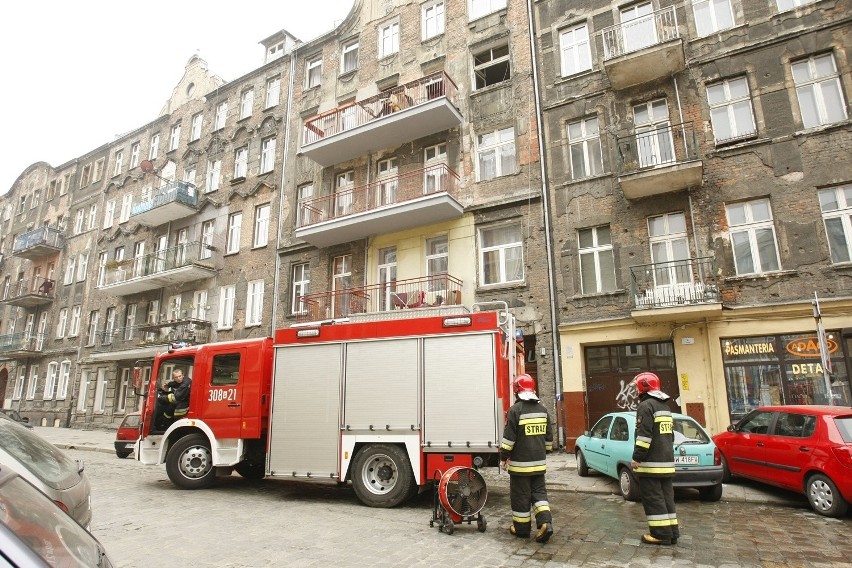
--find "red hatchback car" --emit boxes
[713,405,852,517]
[114,412,141,459]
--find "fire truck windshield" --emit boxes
[156,356,194,390]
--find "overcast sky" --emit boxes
[0,0,354,193]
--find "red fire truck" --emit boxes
[137,303,522,507]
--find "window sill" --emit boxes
[224,251,240,257]
[723,270,797,283]
[251,244,269,251]
[561,172,613,187]
[476,280,526,293]
[571,288,627,301]
[230,177,246,186]
[217,326,233,331]
[792,118,852,139]
[245,323,262,329]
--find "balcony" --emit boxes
[301,71,463,166]
[599,5,684,90]
[0,333,46,358]
[98,242,219,296]
[614,122,703,199]
[1,277,56,308]
[296,273,463,323]
[90,321,211,362]
[131,181,198,227]
[295,164,464,248]
[630,256,722,322]
[12,226,64,260]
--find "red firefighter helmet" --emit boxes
[633,372,661,395]
[513,374,538,401]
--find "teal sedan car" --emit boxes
[575,411,724,502]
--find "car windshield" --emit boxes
[835,416,852,442]
[673,417,710,444]
[122,414,141,429]
[0,417,81,490]
[0,474,111,567]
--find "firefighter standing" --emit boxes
[500,374,554,543]
[630,371,678,545]
[155,369,192,430]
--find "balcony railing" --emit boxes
[630,257,719,309]
[297,164,461,228]
[94,320,211,353]
[12,226,65,258]
[131,181,198,216]
[0,332,47,355]
[1,276,56,307]
[303,71,458,146]
[101,242,216,288]
[296,273,463,323]
[600,5,679,60]
[615,122,699,175]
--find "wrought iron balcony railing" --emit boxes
[600,5,679,60]
[2,277,56,302]
[296,164,461,228]
[630,257,719,309]
[0,332,47,354]
[94,320,211,353]
[12,226,65,255]
[101,242,216,287]
[131,181,198,217]
[614,122,700,175]
[296,273,463,323]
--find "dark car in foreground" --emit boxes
[0,409,32,429]
[114,412,141,458]
[713,405,852,517]
[575,411,724,501]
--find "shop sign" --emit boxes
[785,336,838,358]
[723,341,775,357]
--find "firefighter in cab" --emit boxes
[500,374,554,544]
[155,368,192,431]
[630,372,679,546]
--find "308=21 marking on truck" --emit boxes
[208,389,238,402]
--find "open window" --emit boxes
[473,43,510,89]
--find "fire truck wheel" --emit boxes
[351,444,416,508]
[166,434,215,489]
[234,461,265,480]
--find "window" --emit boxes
[332,255,352,318]
[87,204,97,231]
[234,147,248,179]
[56,308,68,338]
[378,20,399,59]
[477,127,516,181]
[212,354,241,386]
[103,200,115,229]
[113,151,124,176]
[335,171,354,216]
[239,90,254,120]
[619,2,655,54]
[648,212,691,287]
[130,143,140,169]
[169,124,181,151]
[214,102,228,131]
[707,76,756,143]
[96,252,107,287]
[79,164,92,188]
[291,263,310,314]
[473,43,510,89]
[47,180,57,201]
[260,137,276,173]
[693,0,734,36]
[77,252,89,281]
[86,311,99,346]
[265,77,281,108]
[43,363,58,400]
[479,224,524,286]
[117,368,130,412]
[200,220,215,260]
[93,159,104,182]
[69,305,81,336]
[63,257,75,285]
[297,184,314,227]
[149,134,160,160]
[32,190,40,209]
[633,99,674,167]
[568,117,603,179]
[26,366,39,400]
[184,117,200,146]
[12,368,25,400]
[119,193,133,223]
[254,204,270,247]
[424,143,448,193]
[56,364,71,398]
[726,198,781,275]
[792,54,847,129]
[341,39,359,73]
[578,225,616,294]
[560,24,592,77]
[104,306,116,343]
[426,235,449,293]
[300,57,321,91]
[819,185,852,263]
[74,208,84,234]
[376,158,398,206]
[469,0,507,20]
[246,280,264,326]
[94,369,107,412]
[776,0,817,11]
[183,166,196,187]
[60,174,69,195]
[124,304,137,340]
[218,285,235,328]
[206,159,222,192]
[423,1,445,39]
[77,370,90,411]
[226,212,242,254]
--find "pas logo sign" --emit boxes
[785,336,838,358]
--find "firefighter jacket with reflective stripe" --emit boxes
[500,399,553,476]
[632,394,675,477]
[164,377,192,417]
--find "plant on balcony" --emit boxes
[105,259,132,270]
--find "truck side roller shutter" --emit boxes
[423,333,498,449]
[269,343,341,477]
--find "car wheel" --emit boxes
[619,466,640,501]
[720,454,732,483]
[576,450,589,477]
[115,450,132,459]
[699,484,723,502]
[806,473,849,518]
[166,433,216,489]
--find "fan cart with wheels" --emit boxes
[430,466,488,535]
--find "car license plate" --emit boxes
[674,456,698,465]
[125,443,136,449]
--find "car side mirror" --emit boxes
[583,430,590,437]
[727,423,736,432]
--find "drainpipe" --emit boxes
[527,0,564,447]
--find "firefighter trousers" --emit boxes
[636,475,678,542]
[509,474,552,536]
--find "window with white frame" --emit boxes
[57,361,71,399]
[424,143,448,193]
[26,366,39,400]
[469,0,507,20]
[200,220,215,260]
[306,57,322,89]
[776,0,817,11]
[648,212,691,287]
[423,1,445,39]
[56,308,68,338]
[76,252,88,282]
[568,116,603,179]
[426,235,449,293]
[97,252,107,287]
[726,198,781,275]
[119,193,133,223]
[297,184,314,227]
[149,134,160,160]
[43,363,58,400]
[335,171,355,216]
[254,204,270,247]
[104,306,116,343]
[477,127,516,181]
[13,368,25,400]
[87,204,97,231]
[69,305,81,336]
[190,113,203,141]
[206,159,222,192]
[234,147,248,179]
[214,102,228,131]
[473,43,510,89]
[693,0,734,37]
[560,23,592,77]
[332,255,352,318]
[707,76,757,143]
[124,304,137,340]
[578,225,616,294]
[226,212,242,254]
[260,137,276,173]
[633,99,674,167]
[265,77,281,108]
[239,90,254,120]
[192,290,208,320]
[218,285,236,328]
[166,124,180,152]
[246,280,264,326]
[113,151,124,176]
[94,368,107,412]
[792,53,848,129]
[64,257,75,285]
[378,20,399,59]
[93,159,104,182]
[117,368,130,412]
[479,224,524,286]
[86,311,99,346]
[341,39,359,73]
[130,143,140,168]
[74,208,84,235]
[183,166,196,187]
[77,370,90,411]
[376,158,398,206]
[819,184,852,263]
[291,263,310,314]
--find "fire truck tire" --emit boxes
[166,434,216,489]
[351,444,416,508]
[234,461,265,480]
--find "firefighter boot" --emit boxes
[535,523,553,544]
[509,526,529,539]
[641,534,672,546]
